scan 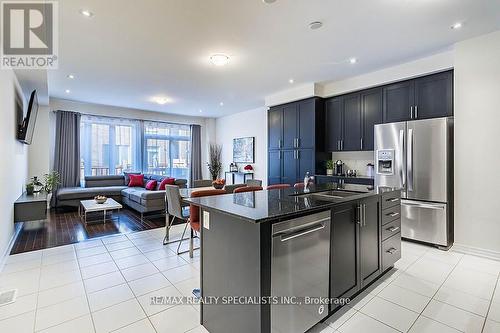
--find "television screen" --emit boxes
[18,90,38,145]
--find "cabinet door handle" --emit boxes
[341,140,344,151]
[360,138,363,150]
[297,150,300,159]
[415,105,418,119]
[278,139,282,149]
[363,204,367,227]
[386,212,399,217]
[357,205,362,225]
[387,226,400,232]
[386,198,399,202]
[410,106,414,119]
[386,248,398,255]
[337,140,340,151]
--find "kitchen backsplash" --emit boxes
[331,151,374,176]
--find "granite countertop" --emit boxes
[315,174,375,180]
[184,183,400,223]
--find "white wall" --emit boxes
[31,98,216,179]
[0,69,28,258]
[453,30,500,254]
[215,107,268,186]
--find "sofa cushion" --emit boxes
[145,180,157,190]
[139,190,166,200]
[124,172,141,184]
[121,187,142,199]
[129,191,143,204]
[57,186,127,201]
[158,177,175,190]
[128,174,144,187]
[84,175,125,188]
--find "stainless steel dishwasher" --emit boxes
[271,210,331,333]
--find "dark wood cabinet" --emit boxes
[298,149,314,179]
[414,71,453,119]
[268,151,281,185]
[325,97,343,152]
[383,80,414,123]
[281,150,297,185]
[343,94,362,151]
[282,104,298,149]
[331,203,359,302]
[359,196,381,287]
[268,107,282,150]
[297,99,316,149]
[383,70,453,123]
[361,88,383,151]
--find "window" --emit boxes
[80,115,191,183]
[144,121,191,180]
[80,116,142,182]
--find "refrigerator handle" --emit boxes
[399,130,406,190]
[407,128,414,192]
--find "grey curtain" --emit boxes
[190,124,202,186]
[54,111,81,196]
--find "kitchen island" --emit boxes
[184,183,401,333]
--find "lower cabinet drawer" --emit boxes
[382,205,401,225]
[381,191,401,210]
[382,219,401,241]
[382,233,401,270]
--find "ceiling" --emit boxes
[47,0,500,117]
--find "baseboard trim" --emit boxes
[0,223,22,272]
[452,243,500,261]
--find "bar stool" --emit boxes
[163,185,190,245]
[245,179,262,187]
[192,179,213,188]
[178,189,226,257]
[267,184,291,190]
[234,186,263,193]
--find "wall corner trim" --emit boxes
[451,243,500,262]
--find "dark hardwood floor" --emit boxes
[10,208,166,254]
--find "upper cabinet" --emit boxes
[325,97,344,152]
[383,70,453,122]
[268,107,282,150]
[361,88,383,151]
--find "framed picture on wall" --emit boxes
[233,137,255,163]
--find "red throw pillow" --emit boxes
[128,174,144,187]
[145,180,157,191]
[158,177,175,190]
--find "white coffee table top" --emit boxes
[80,198,122,212]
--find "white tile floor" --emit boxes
[1,226,500,333]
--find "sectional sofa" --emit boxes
[56,174,187,218]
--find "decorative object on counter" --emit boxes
[303,172,314,188]
[326,160,334,176]
[212,178,226,189]
[335,160,345,176]
[26,182,35,195]
[32,176,43,193]
[346,169,357,177]
[94,195,107,204]
[243,164,253,172]
[229,162,238,172]
[43,171,60,209]
[233,137,255,163]
[366,163,374,178]
[207,144,223,180]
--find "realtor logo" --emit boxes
[1,1,58,69]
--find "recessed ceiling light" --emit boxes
[199,109,203,113]
[451,22,463,30]
[219,102,224,106]
[309,21,323,30]
[152,97,170,105]
[209,54,230,66]
[289,78,294,84]
[262,0,277,4]
[349,57,357,64]
[79,9,94,18]
[67,74,75,79]
[65,89,71,94]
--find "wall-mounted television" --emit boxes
[17,90,38,145]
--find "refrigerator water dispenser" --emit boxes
[377,149,394,175]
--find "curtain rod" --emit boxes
[51,109,201,127]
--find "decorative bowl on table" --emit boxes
[212,179,225,189]
[94,195,108,204]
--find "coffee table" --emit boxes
[79,198,123,224]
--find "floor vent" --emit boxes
[0,289,17,306]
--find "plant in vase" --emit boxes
[326,160,334,176]
[43,171,61,209]
[26,182,35,195]
[244,165,253,173]
[31,176,43,193]
[207,144,222,180]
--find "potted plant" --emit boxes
[26,182,35,195]
[43,171,60,209]
[207,144,222,180]
[244,164,253,173]
[326,160,334,176]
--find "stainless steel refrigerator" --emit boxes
[374,117,454,249]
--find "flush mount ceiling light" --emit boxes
[67,74,75,79]
[65,89,71,94]
[309,21,323,30]
[219,102,224,106]
[349,57,357,64]
[289,78,294,84]
[79,9,94,18]
[152,96,171,105]
[262,0,277,4]
[451,22,463,30]
[209,54,230,66]
[199,109,203,113]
